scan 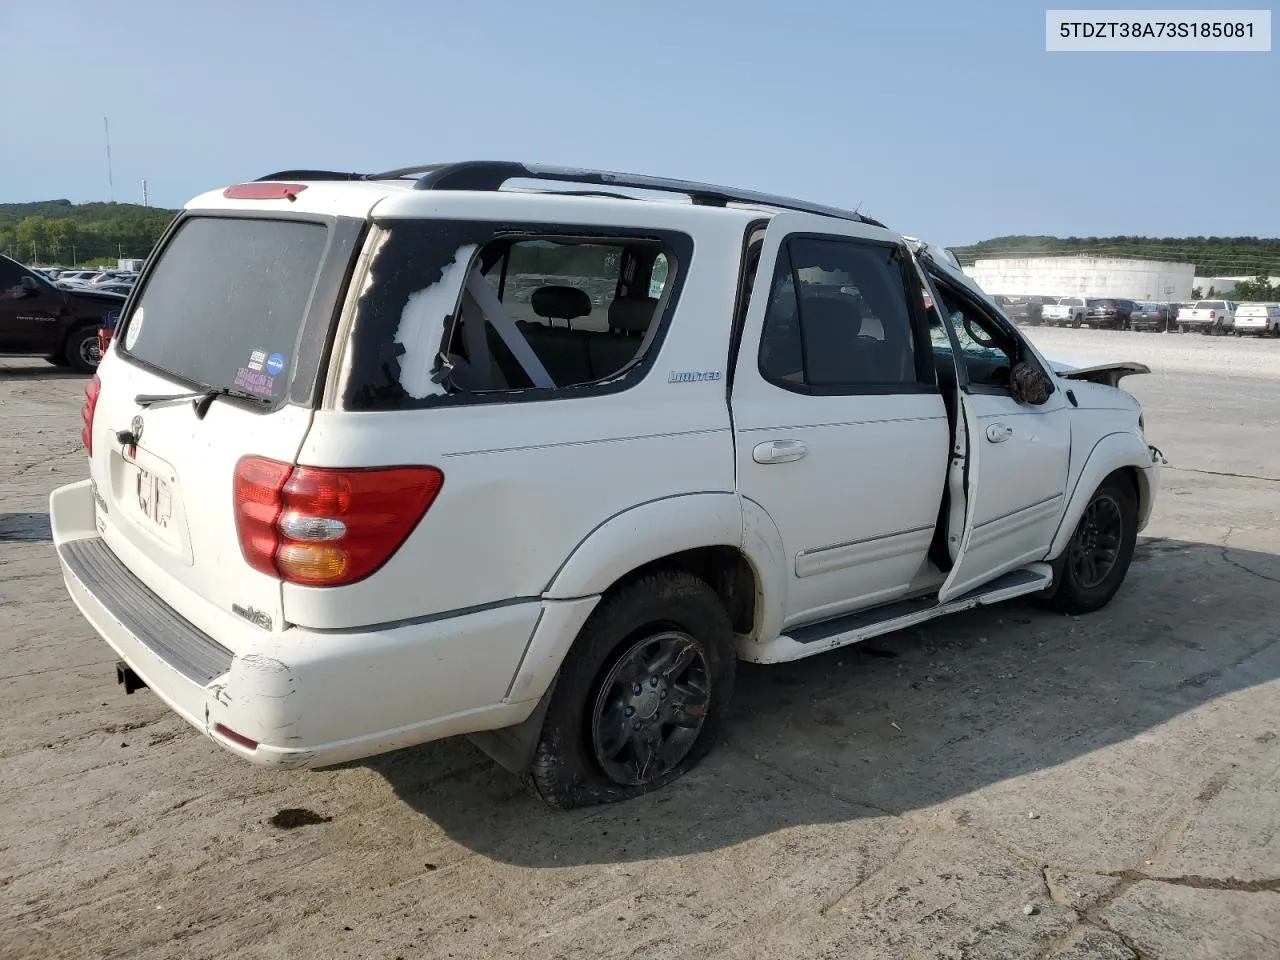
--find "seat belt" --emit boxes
[464,270,555,389]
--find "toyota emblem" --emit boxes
[130,415,144,443]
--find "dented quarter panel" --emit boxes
[1044,379,1156,557]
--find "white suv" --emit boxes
[51,162,1162,808]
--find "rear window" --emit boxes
[121,217,328,401]
[1196,301,1227,310]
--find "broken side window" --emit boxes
[341,219,690,410]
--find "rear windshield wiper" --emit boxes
[135,386,273,419]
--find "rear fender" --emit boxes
[543,492,745,601]
[1046,431,1156,559]
[519,493,788,696]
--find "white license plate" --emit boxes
[135,468,173,530]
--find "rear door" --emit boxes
[731,214,950,626]
[89,213,363,643]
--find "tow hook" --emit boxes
[116,661,147,695]
[1149,444,1168,466]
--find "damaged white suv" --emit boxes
[51,162,1161,808]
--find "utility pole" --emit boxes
[142,179,148,207]
[104,116,114,201]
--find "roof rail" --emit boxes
[254,169,370,182]
[412,161,882,225]
[254,161,884,226]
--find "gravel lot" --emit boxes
[2,329,1278,960]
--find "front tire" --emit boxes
[63,326,101,373]
[1043,476,1138,615]
[525,571,736,809]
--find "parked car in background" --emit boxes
[1129,302,1175,332]
[1177,300,1236,335]
[1043,296,1086,327]
[0,254,125,371]
[1232,302,1280,337]
[97,309,121,357]
[1084,298,1135,330]
[55,270,100,287]
[95,281,136,297]
[989,295,1050,326]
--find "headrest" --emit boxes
[801,293,863,337]
[608,296,658,333]
[531,285,591,322]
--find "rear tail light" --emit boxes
[1209,311,1216,319]
[232,457,444,587]
[80,374,102,455]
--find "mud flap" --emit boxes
[466,679,557,776]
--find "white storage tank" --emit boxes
[962,256,1195,301]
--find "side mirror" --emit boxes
[20,276,39,293]
[1010,361,1052,405]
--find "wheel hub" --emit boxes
[1068,493,1124,589]
[631,685,662,720]
[590,630,710,787]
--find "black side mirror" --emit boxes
[20,276,39,293]
[1010,361,1052,405]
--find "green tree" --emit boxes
[47,219,77,262]
[14,217,51,262]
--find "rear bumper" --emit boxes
[50,479,591,769]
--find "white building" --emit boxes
[1192,276,1280,296]
[963,256,1196,301]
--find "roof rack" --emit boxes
[254,161,883,226]
[254,170,370,182]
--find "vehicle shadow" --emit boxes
[0,362,89,381]
[364,536,1280,867]
[0,512,53,542]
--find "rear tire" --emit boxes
[1042,476,1138,615]
[63,326,101,373]
[525,571,736,809]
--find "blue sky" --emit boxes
[2,0,1275,245]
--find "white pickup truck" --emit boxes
[1042,297,1086,327]
[1233,302,1280,337]
[1177,300,1236,335]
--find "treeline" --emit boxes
[950,235,1280,277]
[0,200,178,266]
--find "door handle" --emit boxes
[753,439,808,464]
[985,423,1013,443]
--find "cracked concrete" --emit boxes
[2,331,1279,960]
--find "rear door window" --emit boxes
[121,217,329,402]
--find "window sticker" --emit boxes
[265,352,285,377]
[233,367,275,397]
[124,307,144,351]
